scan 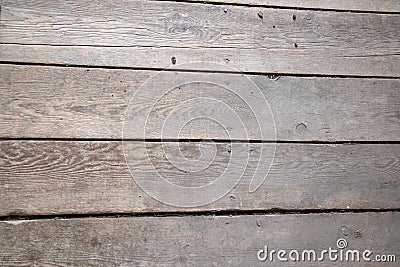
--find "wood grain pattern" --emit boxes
[0,212,399,266]
[1,0,399,77]
[0,65,400,141]
[1,1,398,264]
[1,64,399,141]
[186,0,400,12]
[0,140,399,215]
[2,43,400,78]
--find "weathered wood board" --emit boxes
[0,212,398,266]
[1,0,399,77]
[0,140,398,215]
[1,65,399,141]
[186,0,400,12]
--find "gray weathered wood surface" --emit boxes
[1,65,399,141]
[0,1,399,265]
[186,0,400,12]
[1,0,399,77]
[0,212,398,266]
[1,141,399,215]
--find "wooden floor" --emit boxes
[1,0,399,266]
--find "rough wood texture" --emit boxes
[186,0,400,12]
[2,43,400,78]
[1,1,399,77]
[0,140,399,215]
[0,212,399,266]
[1,65,399,141]
[1,1,398,264]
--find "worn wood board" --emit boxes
[0,212,398,266]
[1,65,399,141]
[0,141,399,215]
[1,0,399,76]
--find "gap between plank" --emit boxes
[1,209,399,222]
[1,137,400,144]
[1,61,399,80]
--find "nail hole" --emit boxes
[294,43,298,48]
[258,11,263,19]
[296,123,307,133]
[293,14,296,20]
[171,56,176,65]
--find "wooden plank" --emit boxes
[0,141,399,215]
[186,0,400,13]
[0,212,399,266]
[3,43,400,78]
[1,1,399,77]
[1,65,399,141]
